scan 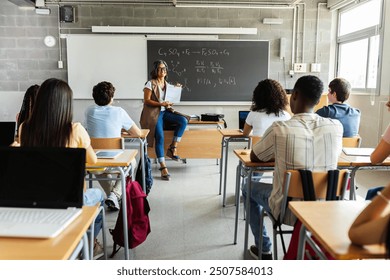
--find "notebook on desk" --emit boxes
[96,150,123,159]
[0,122,16,147]
[342,148,374,156]
[0,147,85,238]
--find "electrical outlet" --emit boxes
[293,63,307,73]
[311,63,321,73]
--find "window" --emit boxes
[337,0,383,93]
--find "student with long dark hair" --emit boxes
[16,84,39,136]
[140,60,188,181]
[19,78,105,259]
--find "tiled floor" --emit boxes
[96,144,390,260]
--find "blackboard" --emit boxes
[147,40,269,102]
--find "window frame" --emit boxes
[336,0,384,95]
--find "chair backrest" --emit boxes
[90,137,124,149]
[280,169,350,221]
[342,135,362,148]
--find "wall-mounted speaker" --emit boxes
[279,37,286,60]
[60,6,75,23]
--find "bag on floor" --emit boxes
[109,177,151,258]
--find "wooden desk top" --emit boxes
[188,120,223,125]
[219,129,247,137]
[339,150,390,167]
[289,201,386,259]
[233,149,275,168]
[121,129,150,139]
[88,149,138,167]
[0,206,99,260]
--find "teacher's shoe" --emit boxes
[166,145,181,161]
[159,167,171,181]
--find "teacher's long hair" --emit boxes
[21,78,73,147]
[150,60,168,80]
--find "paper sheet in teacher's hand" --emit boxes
[165,84,182,103]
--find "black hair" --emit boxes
[92,81,115,106]
[293,75,324,107]
[150,60,168,80]
[329,77,351,102]
[250,79,288,116]
[17,84,39,136]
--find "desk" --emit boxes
[122,129,150,193]
[0,206,99,260]
[233,149,274,253]
[87,149,138,260]
[219,129,251,207]
[147,129,222,160]
[289,201,386,259]
[339,150,390,199]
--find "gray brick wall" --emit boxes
[1,0,332,92]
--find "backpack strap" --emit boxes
[326,169,339,201]
[299,170,316,201]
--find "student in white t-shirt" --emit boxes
[243,79,291,137]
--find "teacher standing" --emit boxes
[140,60,188,181]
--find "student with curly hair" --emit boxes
[242,79,291,137]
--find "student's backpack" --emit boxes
[109,176,151,258]
[135,152,153,195]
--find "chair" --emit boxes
[342,135,362,148]
[90,137,124,149]
[258,169,350,260]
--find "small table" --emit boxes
[219,129,251,207]
[289,201,386,259]
[87,149,138,260]
[0,206,99,260]
[122,129,150,193]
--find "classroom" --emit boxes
[0,0,390,265]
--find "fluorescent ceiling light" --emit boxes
[92,26,257,35]
[263,18,283,25]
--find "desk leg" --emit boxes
[234,162,242,245]
[222,139,230,207]
[219,137,227,195]
[140,139,146,194]
[82,233,90,260]
[243,169,253,257]
[349,167,358,200]
[297,224,306,260]
[117,167,130,260]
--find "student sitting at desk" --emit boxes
[316,77,360,137]
[348,182,390,258]
[244,75,343,260]
[85,81,141,211]
[365,100,390,200]
[242,79,291,137]
[19,78,105,259]
[140,59,188,181]
[16,84,39,137]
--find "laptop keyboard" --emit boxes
[0,208,78,225]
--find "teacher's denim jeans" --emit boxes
[242,180,273,253]
[155,110,188,163]
[84,188,105,238]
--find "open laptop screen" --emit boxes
[238,111,250,130]
[0,147,85,209]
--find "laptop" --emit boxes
[0,122,16,147]
[238,110,250,131]
[96,150,123,159]
[0,147,85,238]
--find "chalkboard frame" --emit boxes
[147,39,269,103]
